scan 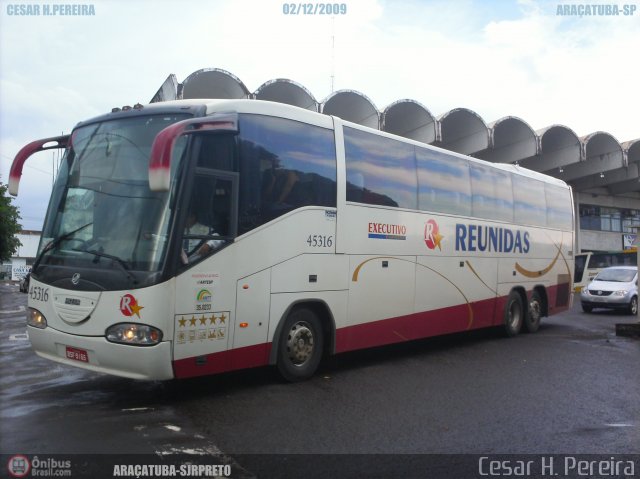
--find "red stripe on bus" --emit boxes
[173,343,271,379]
[173,284,571,379]
[335,297,498,354]
[335,283,570,353]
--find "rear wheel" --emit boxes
[523,290,543,333]
[503,291,524,337]
[628,296,638,316]
[276,307,323,382]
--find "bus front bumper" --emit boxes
[27,325,175,380]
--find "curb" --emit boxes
[615,322,640,339]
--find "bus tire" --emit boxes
[523,290,543,333]
[276,307,323,382]
[503,291,524,337]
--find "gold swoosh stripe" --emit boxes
[465,260,498,295]
[514,238,563,278]
[351,256,475,329]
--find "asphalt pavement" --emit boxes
[1,281,638,478]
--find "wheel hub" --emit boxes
[509,302,521,324]
[529,300,541,321]
[286,322,314,365]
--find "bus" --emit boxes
[573,250,638,292]
[9,99,574,381]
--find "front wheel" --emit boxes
[503,291,524,337]
[628,296,638,316]
[581,304,593,313]
[276,308,324,382]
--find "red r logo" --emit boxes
[120,294,144,318]
[424,220,444,251]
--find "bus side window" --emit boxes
[237,114,336,235]
[416,148,471,216]
[344,126,417,209]
[512,175,546,227]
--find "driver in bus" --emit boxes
[181,212,224,264]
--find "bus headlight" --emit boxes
[27,308,47,329]
[106,323,163,346]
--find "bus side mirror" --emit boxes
[9,135,70,196]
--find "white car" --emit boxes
[580,266,638,315]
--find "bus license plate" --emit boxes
[65,346,89,363]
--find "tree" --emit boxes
[0,178,22,262]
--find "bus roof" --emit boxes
[77,98,569,190]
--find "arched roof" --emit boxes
[321,89,379,128]
[181,68,250,100]
[153,68,638,200]
[382,99,437,144]
[624,139,640,165]
[150,74,178,103]
[519,124,582,172]
[435,108,489,155]
[570,136,636,194]
[254,79,318,111]
[476,116,537,163]
[568,131,624,181]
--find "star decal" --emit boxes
[432,231,444,251]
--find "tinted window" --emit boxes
[238,115,336,234]
[512,175,546,226]
[197,134,236,171]
[574,254,587,283]
[470,163,514,222]
[588,252,637,268]
[344,127,417,209]
[545,184,573,230]
[417,147,471,216]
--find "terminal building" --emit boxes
[151,68,639,254]
[2,230,39,281]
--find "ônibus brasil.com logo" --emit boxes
[7,455,30,478]
[7,455,72,477]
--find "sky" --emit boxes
[1,0,638,230]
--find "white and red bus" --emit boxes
[10,99,574,381]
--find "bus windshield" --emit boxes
[36,113,190,289]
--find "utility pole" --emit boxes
[330,15,335,93]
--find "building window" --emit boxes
[580,204,639,233]
[622,209,640,233]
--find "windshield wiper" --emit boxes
[32,222,93,273]
[83,248,137,284]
